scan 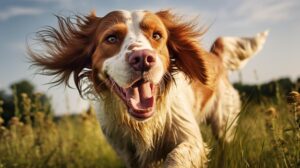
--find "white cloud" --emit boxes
[214,0,299,27]
[235,0,296,22]
[0,6,44,21]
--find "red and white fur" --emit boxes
[29,10,268,168]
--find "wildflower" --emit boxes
[286,91,300,105]
[9,116,20,126]
[21,93,31,113]
[35,111,45,118]
[287,91,300,130]
[0,117,4,125]
[265,107,278,137]
[0,126,7,136]
[20,93,29,101]
[0,100,3,114]
[34,112,45,126]
[0,126,6,131]
[265,107,278,119]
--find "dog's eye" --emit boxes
[152,32,162,41]
[105,35,118,44]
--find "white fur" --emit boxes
[203,78,241,142]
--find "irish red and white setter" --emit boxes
[29,10,268,167]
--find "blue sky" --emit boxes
[0,0,299,114]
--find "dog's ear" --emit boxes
[156,10,208,85]
[28,11,101,94]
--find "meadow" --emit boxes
[0,83,299,168]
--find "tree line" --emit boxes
[0,77,299,124]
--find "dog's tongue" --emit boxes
[126,82,154,111]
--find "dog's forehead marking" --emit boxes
[119,10,145,23]
[119,10,152,51]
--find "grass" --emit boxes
[204,99,300,168]
[0,91,299,168]
[0,108,123,168]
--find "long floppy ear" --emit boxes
[28,12,100,95]
[156,10,208,85]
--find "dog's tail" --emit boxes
[210,30,269,71]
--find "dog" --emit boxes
[29,10,268,167]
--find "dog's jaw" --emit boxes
[104,77,157,120]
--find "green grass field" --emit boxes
[0,91,299,168]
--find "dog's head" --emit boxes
[29,10,209,120]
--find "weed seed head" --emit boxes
[286,91,300,104]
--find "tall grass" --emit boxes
[205,101,299,168]
[0,100,123,168]
[0,90,299,168]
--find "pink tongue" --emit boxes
[126,82,154,110]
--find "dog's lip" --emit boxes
[105,77,156,120]
[128,105,154,119]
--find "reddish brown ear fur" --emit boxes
[28,13,100,94]
[156,10,208,85]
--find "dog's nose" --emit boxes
[128,49,156,72]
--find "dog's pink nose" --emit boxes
[128,49,156,72]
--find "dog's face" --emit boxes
[92,10,170,120]
[30,10,208,121]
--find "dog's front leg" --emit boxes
[163,79,209,167]
[162,110,208,167]
[164,139,208,168]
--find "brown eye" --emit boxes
[105,35,118,44]
[152,32,162,41]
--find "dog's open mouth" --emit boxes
[107,78,156,120]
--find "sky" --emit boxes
[0,0,299,114]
